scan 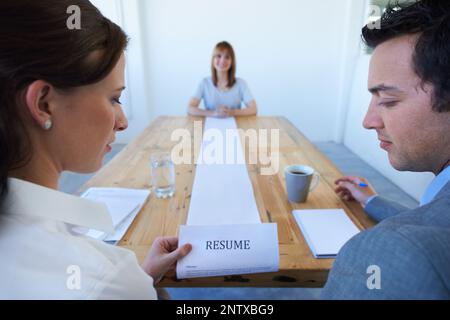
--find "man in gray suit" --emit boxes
[322,0,450,299]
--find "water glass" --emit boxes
[150,152,175,198]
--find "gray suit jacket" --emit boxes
[321,182,450,300]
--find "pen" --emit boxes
[358,183,368,187]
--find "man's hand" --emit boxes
[142,237,192,284]
[334,176,376,206]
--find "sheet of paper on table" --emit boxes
[187,117,261,225]
[80,187,150,243]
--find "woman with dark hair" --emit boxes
[187,41,258,118]
[0,0,191,299]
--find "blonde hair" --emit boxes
[211,41,236,88]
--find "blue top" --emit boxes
[420,165,450,206]
[193,77,254,110]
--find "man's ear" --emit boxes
[24,80,55,129]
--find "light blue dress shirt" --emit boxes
[193,77,254,110]
[420,166,450,206]
[366,165,450,207]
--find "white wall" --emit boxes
[93,0,433,201]
[92,0,152,143]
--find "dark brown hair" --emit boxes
[362,0,450,112]
[0,0,128,204]
[211,41,237,88]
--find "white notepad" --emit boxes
[80,187,150,243]
[293,209,360,259]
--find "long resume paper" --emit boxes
[187,117,261,225]
[177,223,279,279]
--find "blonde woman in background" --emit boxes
[188,41,258,118]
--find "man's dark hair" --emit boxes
[362,0,450,112]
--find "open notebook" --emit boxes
[293,209,360,259]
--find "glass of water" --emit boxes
[150,152,175,199]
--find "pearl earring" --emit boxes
[43,119,52,130]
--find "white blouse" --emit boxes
[0,178,157,300]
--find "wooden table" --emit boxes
[80,116,376,288]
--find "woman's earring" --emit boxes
[43,119,53,130]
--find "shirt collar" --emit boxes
[420,166,450,206]
[4,178,114,233]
